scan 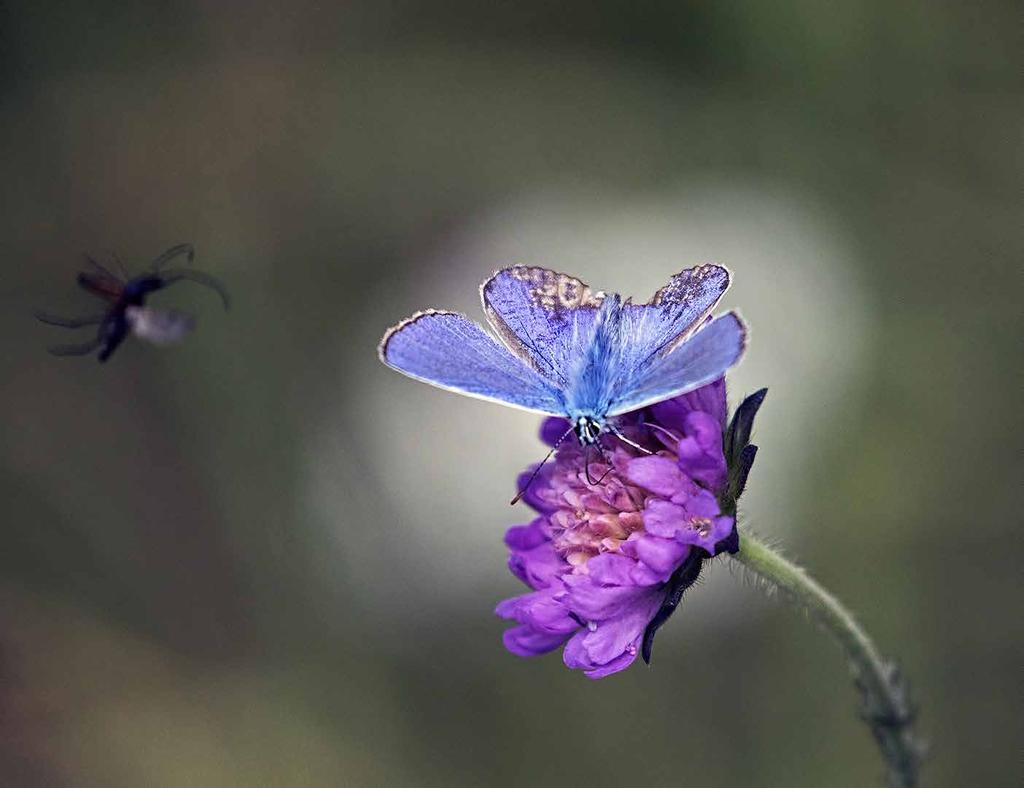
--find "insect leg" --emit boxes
[110,250,129,279]
[584,444,598,485]
[47,338,102,356]
[97,329,129,362]
[34,310,106,328]
[592,441,615,484]
[150,244,195,271]
[83,253,122,281]
[157,268,230,310]
[641,421,681,443]
[607,423,654,455]
[583,443,614,486]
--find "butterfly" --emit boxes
[379,265,746,456]
[36,244,230,362]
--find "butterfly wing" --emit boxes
[620,264,731,366]
[379,310,565,414]
[607,311,746,416]
[480,267,607,386]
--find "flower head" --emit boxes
[497,378,765,678]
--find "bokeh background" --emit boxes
[1,2,1020,786]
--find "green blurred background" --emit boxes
[1,2,1019,786]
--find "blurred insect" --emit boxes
[35,244,230,362]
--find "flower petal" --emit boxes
[676,411,728,491]
[495,589,577,635]
[672,515,735,553]
[503,625,573,657]
[508,543,567,590]
[561,574,652,621]
[504,518,548,551]
[650,377,727,430]
[515,465,558,513]
[641,499,689,538]
[540,417,572,447]
[562,589,663,676]
[631,534,689,579]
[624,455,687,497]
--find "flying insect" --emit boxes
[36,244,229,362]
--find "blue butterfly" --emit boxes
[379,265,746,449]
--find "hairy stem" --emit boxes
[729,531,924,788]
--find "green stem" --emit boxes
[728,530,923,788]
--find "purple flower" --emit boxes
[496,378,762,679]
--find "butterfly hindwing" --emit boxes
[379,310,565,414]
[607,311,746,416]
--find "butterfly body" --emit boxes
[380,264,746,446]
[557,294,627,439]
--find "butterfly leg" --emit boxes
[607,423,654,455]
[584,443,614,486]
[641,421,681,444]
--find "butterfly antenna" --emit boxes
[510,424,574,505]
[608,423,654,455]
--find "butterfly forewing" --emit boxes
[480,267,607,386]
[620,264,731,368]
[379,310,565,415]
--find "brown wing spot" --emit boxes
[648,264,726,305]
[509,266,605,311]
